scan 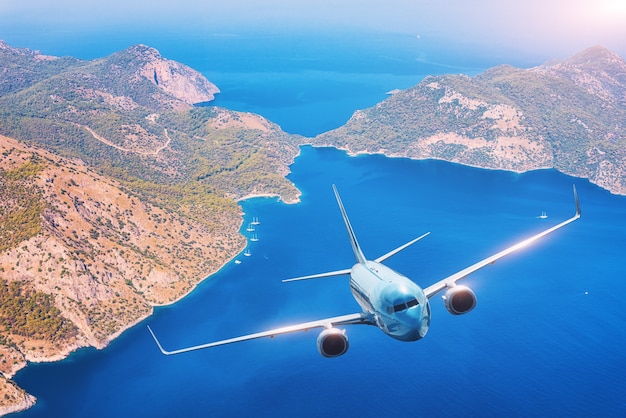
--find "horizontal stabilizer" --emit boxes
[282,268,351,283]
[375,232,430,263]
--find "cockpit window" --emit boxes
[392,298,419,313]
[406,298,418,308]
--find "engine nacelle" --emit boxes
[316,327,349,358]
[442,285,477,315]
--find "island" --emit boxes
[313,46,626,196]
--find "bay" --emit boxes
[7,29,626,417]
[0,28,491,137]
[14,145,626,417]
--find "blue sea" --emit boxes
[8,30,626,417]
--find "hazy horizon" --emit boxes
[1,0,625,61]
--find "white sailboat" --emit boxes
[250,234,259,242]
[244,248,252,257]
[246,223,255,232]
[538,211,548,219]
[251,216,260,225]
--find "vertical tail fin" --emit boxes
[333,185,367,265]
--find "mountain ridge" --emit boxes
[313,45,626,195]
[0,41,301,415]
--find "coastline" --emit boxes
[2,191,280,415]
[1,140,614,415]
[0,386,35,417]
[312,143,621,195]
[237,192,301,205]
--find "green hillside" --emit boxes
[314,46,626,194]
[0,43,302,226]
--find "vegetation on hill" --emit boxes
[0,40,80,96]
[0,43,301,229]
[0,156,46,252]
[314,46,626,194]
[0,280,78,342]
[0,42,303,413]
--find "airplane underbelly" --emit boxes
[379,312,429,342]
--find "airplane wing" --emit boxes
[423,185,581,299]
[148,312,373,355]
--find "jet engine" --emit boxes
[316,327,349,358]
[442,285,477,315]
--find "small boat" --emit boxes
[250,234,259,242]
[251,217,260,225]
[234,260,242,264]
[246,223,255,232]
[244,249,252,257]
[538,211,548,219]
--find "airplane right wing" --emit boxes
[423,185,581,299]
[148,312,373,355]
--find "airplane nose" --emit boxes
[398,307,428,341]
[419,316,430,338]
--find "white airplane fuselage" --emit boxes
[349,261,430,341]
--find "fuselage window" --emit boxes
[406,298,418,308]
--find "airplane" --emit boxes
[148,184,580,357]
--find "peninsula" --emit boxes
[0,41,301,415]
[313,46,626,196]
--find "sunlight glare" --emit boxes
[597,0,626,20]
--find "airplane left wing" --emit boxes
[148,312,372,355]
[424,185,581,299]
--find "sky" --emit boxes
[1,0,625,58]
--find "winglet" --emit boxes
[423,185,582,299]
[147,326,173,355]
[573,184,581,218]
[333,185,367,265]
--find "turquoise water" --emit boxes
[7,30,626,416]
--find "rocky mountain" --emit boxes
[0,41,218,109]
[0,41,301,209]
[0,42,302,414]
[80,44,220,110]
[313,46,626,195]
[0,135,250,413]
[0,40,80,96]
